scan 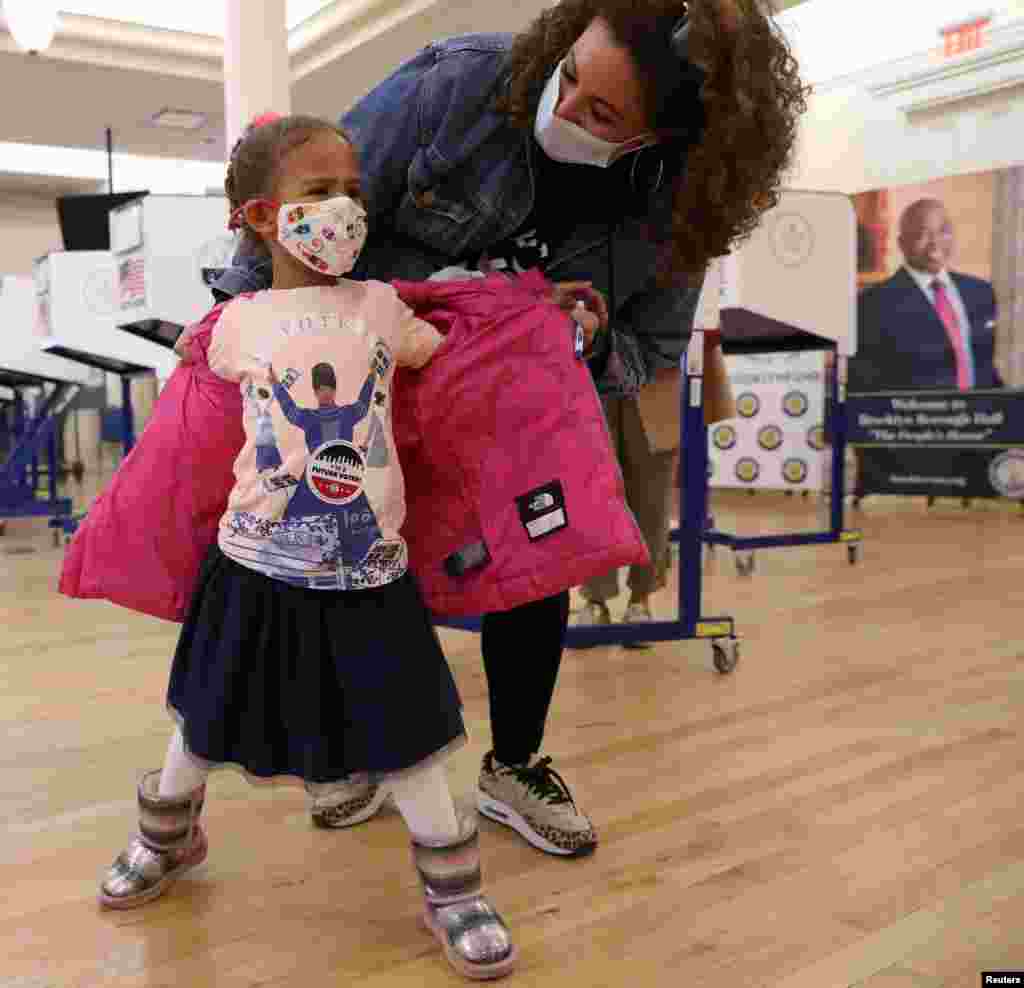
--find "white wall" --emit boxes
[791,80,1024,195]
[0,197,63,275]
[781,2,1024,195]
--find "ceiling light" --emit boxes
[3,0,60,53]
[150,109,209,131]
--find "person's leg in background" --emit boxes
[476,591,597,857]
[618,396,677,644]
[574,395,624,626]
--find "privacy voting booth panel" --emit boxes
[0,275,95,386]
[707,190,856,492]
[720,189,857,356]
[110,195,232,348]
[33,252,178,380]
[57,192,149,251]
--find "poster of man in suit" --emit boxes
[849,168,1024,499]
[851,197,1001,392]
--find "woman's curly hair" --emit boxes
[498,0,809,282]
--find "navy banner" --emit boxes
[848,390,1024,498]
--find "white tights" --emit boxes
[157,727,459,843]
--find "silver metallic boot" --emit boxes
[412,810,518,980]
[99,770,207,909]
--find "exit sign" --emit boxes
[940,15,991,56]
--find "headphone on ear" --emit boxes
[670,8,708,86]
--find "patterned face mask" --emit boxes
[276,195,368,277]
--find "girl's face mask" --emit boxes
[533,59,656,168]
[276,195,368,276]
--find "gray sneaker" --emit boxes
[621,601,654,649]
[569,600,611,627]
[309,779,390,829]
[477,752,597,857]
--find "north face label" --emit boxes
[516,480,568,541]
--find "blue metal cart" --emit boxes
[0,367,81,542]
[688,318,864,579]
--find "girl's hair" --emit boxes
[225,113,350,254]
[498,0,810,282]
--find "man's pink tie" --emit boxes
[931,279,970,390]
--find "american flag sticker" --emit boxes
[119,254,147,310]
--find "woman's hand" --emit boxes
[549,281,608,354]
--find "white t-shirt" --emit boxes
[208,280,442,590]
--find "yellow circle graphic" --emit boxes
[757,425,784,451]
[735,457,760,483]
[807,424,826,451]
[782,458,808,484]
[713,424,737,450]
[736,392,760,418]
[783,391,809,417]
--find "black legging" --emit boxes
[480,590,571,766]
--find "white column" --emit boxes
[223,0,292,150]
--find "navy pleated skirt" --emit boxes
[166,544,466,785]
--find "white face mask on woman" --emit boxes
[533,59,655,168]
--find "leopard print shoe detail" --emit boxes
[477,752,597,857]
[309,780,390,829]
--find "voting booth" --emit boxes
[34,251,178,381]
[110,194,232,348]
[0,275,90,531]
[34,251,178,462]
[0,276,96,387]
[709,190,857,494]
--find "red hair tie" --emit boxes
[247,111,283,131]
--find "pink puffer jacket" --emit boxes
[60,271,647,620]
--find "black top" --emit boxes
[459,140,645,275]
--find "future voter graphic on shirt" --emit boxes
[208,282,442,590]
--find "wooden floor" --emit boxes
[3,485,1023,987]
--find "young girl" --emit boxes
[99,113,517,981]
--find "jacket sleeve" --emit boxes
[848,290,883,392]
[341,41,507,284]
[591,273,702,397]
[341,44,444,225]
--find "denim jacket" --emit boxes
[213,33,701,396]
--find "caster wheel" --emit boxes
[734,551,755,577]
[847,544,859,565]
[71,461,85,483]
[926,496,936,508]
[712,639,739,674]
